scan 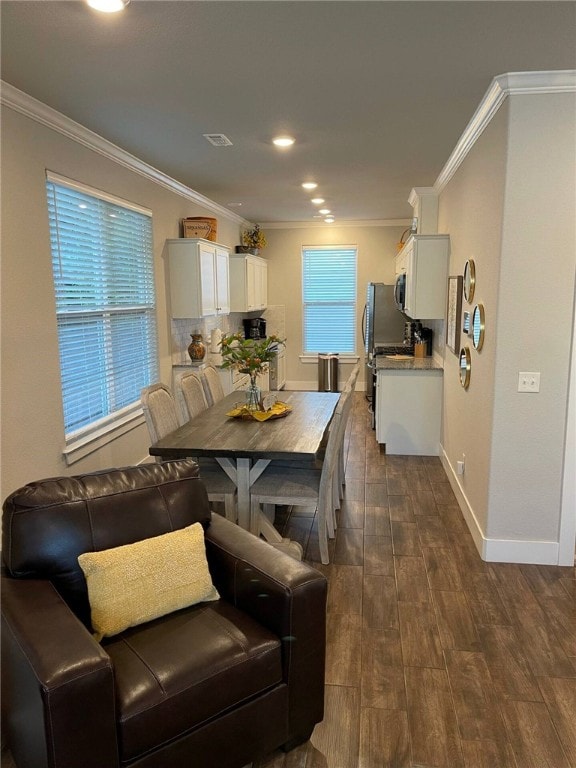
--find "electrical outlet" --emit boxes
[518,372,541,393]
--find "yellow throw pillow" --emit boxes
[78,523,219,640]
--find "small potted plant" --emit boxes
[236,224,267,255]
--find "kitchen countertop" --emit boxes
[375,355,443,371]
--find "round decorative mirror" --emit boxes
[463,260,476,303]
[459,347,471,389]
[472,304,485,350]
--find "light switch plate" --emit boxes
[518,372,540,393]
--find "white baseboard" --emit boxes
[439,445,560,565]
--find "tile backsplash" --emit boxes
[171,305,286,365]
[171,314,245,364]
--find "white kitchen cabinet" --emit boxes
[269,350,286,391]
[395,249,408,277]
[167,238,230,318]
[229,254,268,312]
[398,235,449,320]
[376,369,443,455]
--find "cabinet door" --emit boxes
[246,257,258,311]
[258,259,268,310]
[198,242,217,316]
[215,246,230,314]
[395,250,407,277]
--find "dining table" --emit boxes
[149,390,340,558]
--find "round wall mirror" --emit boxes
[463,260,476,303]
[459,347,471,389]
[472,304,485,350]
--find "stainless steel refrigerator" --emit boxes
[362,282,407,403]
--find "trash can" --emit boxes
[318,353,339,392]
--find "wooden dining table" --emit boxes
[149,390,340,557]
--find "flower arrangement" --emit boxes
[241,223,267,251]
[220,333,284,378]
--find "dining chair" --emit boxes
[140,384,237,522]
[249,406,344,565]
[177,371,209,421]
[335,363,360,502]
[200,365,226,406]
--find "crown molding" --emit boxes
[0,81,249,226]
[435,70,576,193]
[262,218,410,229]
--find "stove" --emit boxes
[374,343,414,357]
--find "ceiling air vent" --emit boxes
[203,133,233,147]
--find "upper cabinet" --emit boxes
[167,238,230,318]
[400,235,450,320]
[229,254,268,312]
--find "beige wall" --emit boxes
[0,106,243,501]
[437,102,509,535]
[263,226,405,388]
[438,92,576,552]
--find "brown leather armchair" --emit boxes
[1,460,327,768]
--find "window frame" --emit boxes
[301,244,358,357]
[46,172,158,464]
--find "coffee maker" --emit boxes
[242,317,266,339]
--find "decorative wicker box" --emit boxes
[182,217,217,241]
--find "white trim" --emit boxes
[63,410,146,466]
[299,354,360,364]
[46,170,152,217]
[483,538,559,566]
[435,70,576,193]
[262,219,410,229]
[1,81,249,226]
[440,445,561,566]
[558,283,576,565]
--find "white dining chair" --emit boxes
[140,383,237,522]
[335,363,360,503]
[249,407,344,565]
[177,371,209,422]
[200,365,225,407]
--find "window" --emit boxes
[302,245,357,354]
[46,173,158,452]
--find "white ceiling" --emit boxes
[1,1,575,225]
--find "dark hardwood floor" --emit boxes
[253,392,576,768]
[2,392,574,768]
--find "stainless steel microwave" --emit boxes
[394,272,406,311]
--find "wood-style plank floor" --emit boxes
[252,392,576,768]
[2,392,574,768]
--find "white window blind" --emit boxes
[302,246,357,354]
[46,175,158,440]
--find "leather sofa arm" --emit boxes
[205,514,327,747]
[1,575,119,768]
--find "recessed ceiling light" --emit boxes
[319,208,331,215]
[324,216,335,224]
[272,136,295,148]
[86,0,130,12]
[311,198,325,205]
[302,182,318,190]
[227,202,243,208]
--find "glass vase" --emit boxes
[245,374,261,411]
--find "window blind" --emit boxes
[302,246,357,354]
[46,176,158,438]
